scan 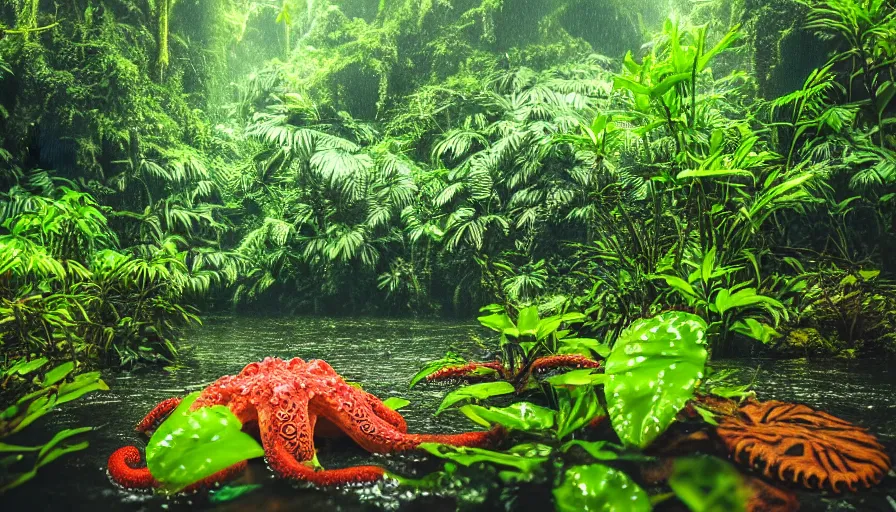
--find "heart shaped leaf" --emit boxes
[604,312,708,448]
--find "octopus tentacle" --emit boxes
[258,398,385,485]
[110,357,506,491]
[313,382,503,453]
[135,397,182,434]
[107,446,246,490]
[363,391,408,433]
[108,446,156,488]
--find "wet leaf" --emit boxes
[604,312,708,448]
[382,397,410,410]
[560,440,652,463]
[545,369,606,387]
[516,306,539,336]
[435,382,515,415]
[146,392,264,493]
[418,442,547,475]
[41,362,74,387]
[2,357,48,378]
[459,402,556,431]
[554,463,651,512]
[556,387,604,439]
[209,484,262,503]
[557,337,610,357]
[477,312,519,337]
[408,352,468,389]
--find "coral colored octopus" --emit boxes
[108,357,503,489]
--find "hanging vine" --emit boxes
[16,0,40,41]
[157,0,172,79]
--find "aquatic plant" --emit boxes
[411,303,604,392]
[0,190,199,366]
[0,357,108,493]
[415,310,890,510]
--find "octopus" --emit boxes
[108,357,503,489]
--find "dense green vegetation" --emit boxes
[1,0,895,503]
[3,0,895,366]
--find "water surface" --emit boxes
[5,316,895,511]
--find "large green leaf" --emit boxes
[731,319,780,344]
[2,357,48,378]
[459,402,556,432]
[554,464,651,512]
[544,369,607,387]
[669,456,749,512]
[651,72,692,97]
[516,306,539,337]
[697,25,742,71]
[557,337,610,358]
[435,382,515,415]
[604,312,708,448]
[478,312,519,337]
[536,312,586,341]
[651,274,697,298]
[713,288,783,315]
[146,392,264,493]
[56,372,109,406]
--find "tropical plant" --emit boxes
[404,312,752,511]
[0,358,108,493]
[411,303,604,391]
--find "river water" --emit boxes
[4,316,895,511]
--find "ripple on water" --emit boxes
[5,318,895,511]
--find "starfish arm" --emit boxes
[258,394,316,467]
[135,397,182,434]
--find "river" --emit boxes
[4,316,895,511]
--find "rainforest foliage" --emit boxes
[1,0,895,503]
[1,0,895,368]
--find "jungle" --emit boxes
[1,0,895,511]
